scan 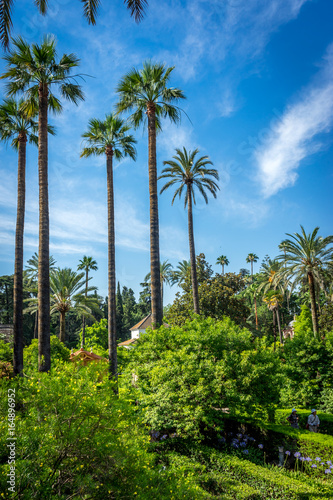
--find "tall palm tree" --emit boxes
[216,255,229,276]
[0,1,148,48]
[159,147,219,314]
[81,114,136,379]
[278,226,333,338]
[24,252,56,339]
[144,260,174,310]
[116,61,186,327]
[1,36,84,372]
[77,256,98,347]
[246,253,259,277]
[0,98,38,375]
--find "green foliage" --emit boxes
[320,388,333,414]
[0,340,12,362]
[294,305,314,337]
[80,318,108,353]
[167,272,250,327]
[0,363,199,499]
[125,317,281,439]
[279,330,333,408]
[24,336,70,369]
[319,302,333,334]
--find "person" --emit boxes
[307,409,320,432]
[286,408,299,429]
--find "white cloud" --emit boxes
[255,43,333,197]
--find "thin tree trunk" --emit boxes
[13,134,27,375]
[187,186,200,314]
[254,295,258,330]
[106,150,118,385]
[81,267,88,347]
[147,103,162,327]
[272,309,276,351]
[38,82,51,372]
[308,272,319,339]
[4,281,10,323]
[34,311,38,339]
[251,261,253,277]
[59,311,66,343]
[222,264,224,276]
[276,306,282,344]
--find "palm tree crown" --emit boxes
[116,61,186,131]
[159,147,219,314]
[1,36,84,110]
[0,98,38,146]
[1,1,148,48]
[246,253,259,276]
[216,255,229,275]
[81,114,136,160]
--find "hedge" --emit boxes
[275,409,333,435]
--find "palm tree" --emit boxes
[0,1,148,48]
[0,98,37,375]
[159,147,219,314]
[246,253,259,277]
[116,61,186,327]
[263,290,284,346]
[216,255,229,276]
[171,260,191,286]
[1,36,84,372]
[144,260,174,310]
[81,114,136,379]
[24,252,56,339]
[278,226,333,338]
[77,256,98,347]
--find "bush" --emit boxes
[0,340,13,362]
[80,318,108,353]
[24,335,70,369]
[124,317,281,439]
[275,409,333,435]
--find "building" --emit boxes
[118,313,152,348]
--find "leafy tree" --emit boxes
[278,226,333,339]
[246,253,259,277]
[1,36,84,371]
[116,61,186,327]
[159,147,219,314]
[77,256,98,347]
[216,255,229,276]
[319,303,333,335]
[81,114,136,380]
[167,272,250,328]
[125,317,281,439]
[0,0,148,48]
[239,268,250,278]
[122,286,140,338]
[137,280,151,319]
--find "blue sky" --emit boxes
[0,0,332,307]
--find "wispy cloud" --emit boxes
[255,43,333,197]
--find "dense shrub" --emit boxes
[23,335,70,369]
[124,317,281,439]
[0,340,12,362]
[80,318,108,353]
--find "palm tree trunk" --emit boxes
[222,264,224,276]
[254,295,258,330]
[81,268,88,347]
[276,306,282,344]
[106,150,118,384]
[147,102,162,327]
[308,272,319,339]
[251,261,253,277]
[34,311,38,339]
[272,309,276,351]
[38,82,51,372]
[59,311,66,343]
[13,134,27,375]
[187,186,200,314]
